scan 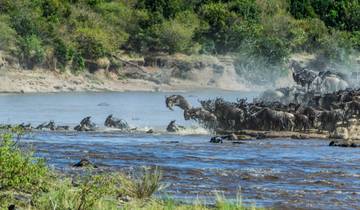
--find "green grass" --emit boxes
[0,131,265,210]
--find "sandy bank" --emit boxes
[0,68,245,94]
[0,53,291,94]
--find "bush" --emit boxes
[18,35,46,69]
[154,11,200,54]
[294,18,329,52]
[0,133,50,207]
[289,0,360,31]
[116,166,166,199]
[75,28,107,60]
[35,176,118,210]
[0,15,17,51]
[53,38,73,69]
[252,35,290,65]
[197,1,261,54]
[71,52,85,74]
[350,31,360,51]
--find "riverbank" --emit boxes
[0,68,212,93]
[0,52,296,93]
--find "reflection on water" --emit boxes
[1,91,360,209]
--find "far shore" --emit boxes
[0,68,263,94]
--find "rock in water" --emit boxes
[72,159,97,168]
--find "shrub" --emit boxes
[54,38,73,69]
[36,175,118,210]
[0,133,50,208]
[75,28,107,60]
[252,35,290,65]
[71,52,85,74]
[155,11,200,54]
[294,18,329,52]
[116,166,166,199]
[0,15,17,51]
[350,31,360,51]
[17,35,46,69]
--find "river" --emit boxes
[0,91,359,209]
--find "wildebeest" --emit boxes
[166,86,360,135]
[104,114,129,130]
[214,98,244,130]
[249,108,294,131]
[294,113,310,132]
[74,116,97,131]
[344,101,360,118]
[317,110,344,133]
[165,95,191,111]
[166,120,185,132]
[184,107,217,128]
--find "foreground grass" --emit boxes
[0,131,264,210]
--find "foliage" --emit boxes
[154,11,200,54]
[289,0,360,31]
[72,52,85,74]
[0,133,50,206]
[53,38,73,69]
[17,35,46,69]
[0,0,359,74]
[0,15,17,51]
[116,166,166,199]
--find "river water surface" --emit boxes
[0,91,359,209]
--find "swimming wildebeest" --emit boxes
[166,120,185,132]
[104,114,129,130]
[74,116,97,131]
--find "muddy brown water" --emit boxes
[0,91,359,209]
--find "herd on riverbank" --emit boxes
[165,63,360,148]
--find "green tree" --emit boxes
[18,35,46,69]
[154,11,200,54]
[0,15,17,51]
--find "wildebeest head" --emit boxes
[165,95,191,111]
[80,116,92,126]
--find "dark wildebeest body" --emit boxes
[184,107,217,128]
[344,101,360,118]
[74,116,96,131]
[104,114,129,130]
[318,110,344,133]
[166,120,185,132]
[296,106,321,128]
[294,113,310,132]
[214,98,245,130]
[249,108,294,131]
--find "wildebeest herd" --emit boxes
[165,67,360,138]
[0,114,131,132]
